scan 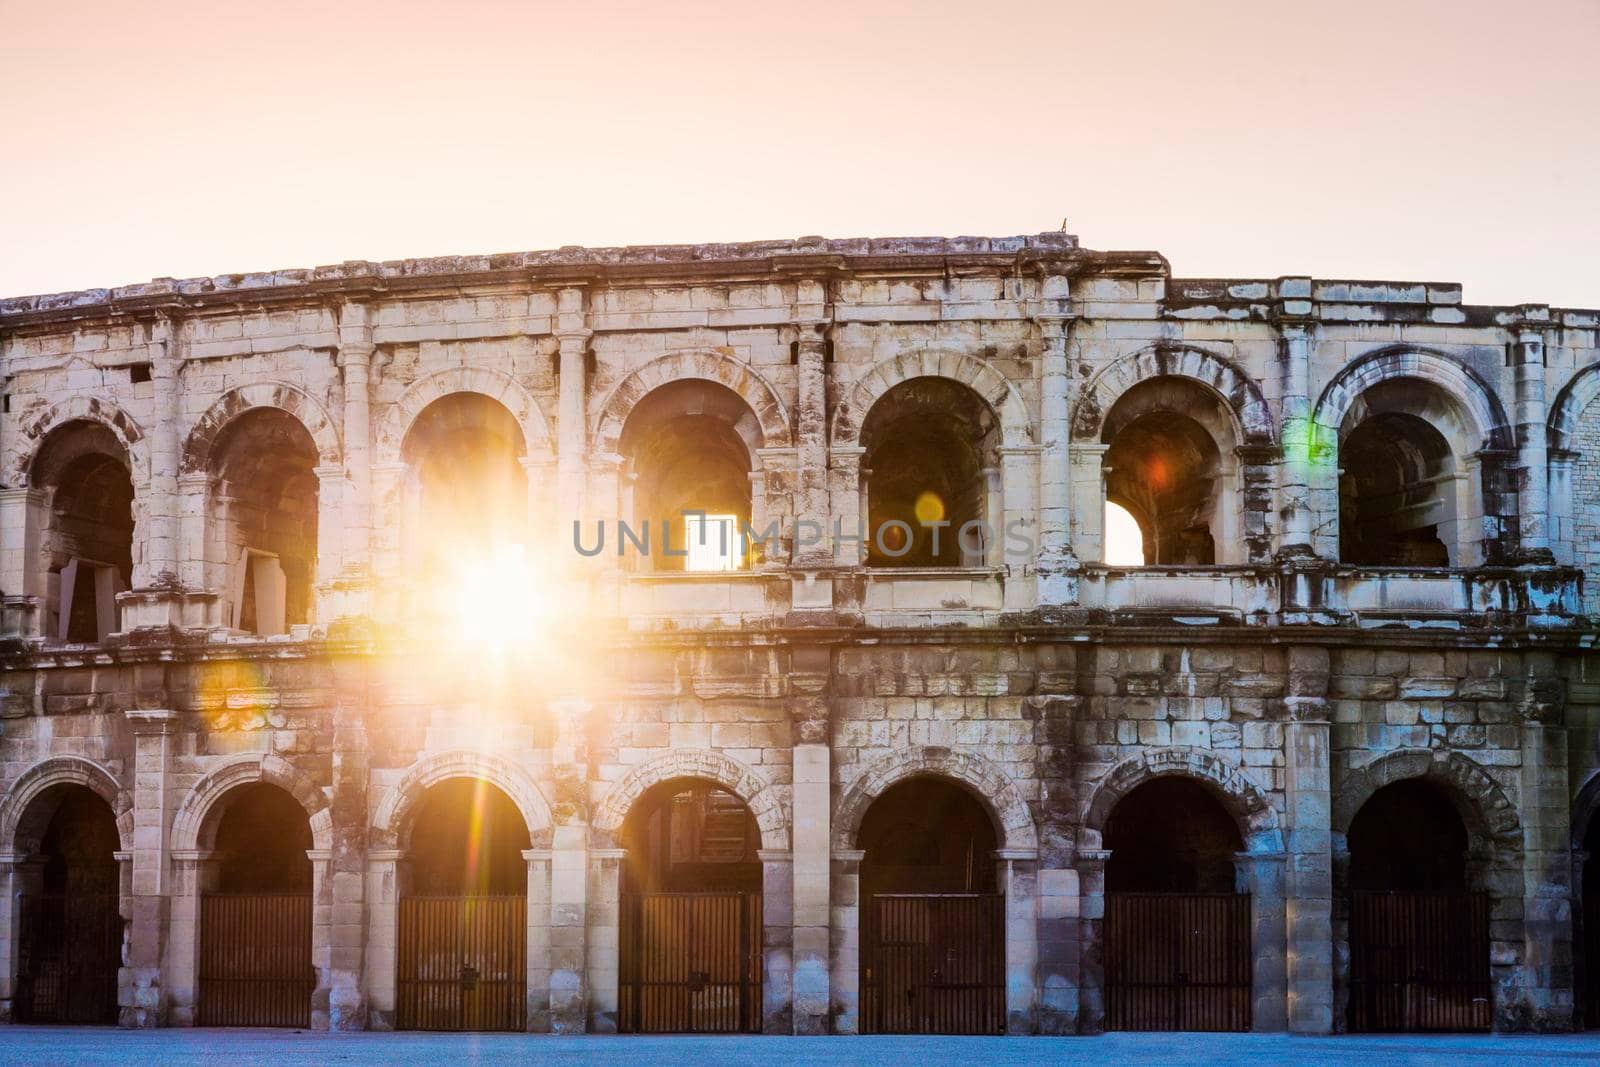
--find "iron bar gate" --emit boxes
[16,893,120,1025]
[397,895,526,1031]
[861,893,1005,1035]
[1586,887,1600,1028]
[198,893,314,1027]
[1104,892,1252,1032]
[1349,890,1490,1032]
[619,891,762,1033]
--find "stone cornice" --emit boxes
[0,233,1082,329]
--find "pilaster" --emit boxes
[1032,277,1079,607]
[123,707,178,1028]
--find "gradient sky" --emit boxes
[3,0,1596,307]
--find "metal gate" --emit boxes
[397,895,526,1031]
[1105,892,1252,1032]
[1349,890,1490,1032]
[619,892,762,1033]
[1586,886,1600,1028]
[198,893,313,1027]
[862,893,1005,1034]
[16,893,120,1024]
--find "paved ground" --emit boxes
[2,1028,1599,1066]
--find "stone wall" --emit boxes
[0,233,1597,1036]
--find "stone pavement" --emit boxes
[1,1028,1599,1066]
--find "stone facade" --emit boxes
[0,231,1596,1035]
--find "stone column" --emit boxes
[1510,310,1553,561]
[331,305,375,623]
[1457,451,1488,567]
[176,473,209,596]
[794,318,831,563]
[313,464,345,590]
[549,822,589,1033]
[368,461,407,616]
[997,849,1039,1033]
[123,707,176,1028]
[0,488,45,638]
[829,447,866,568]
[1068,443,1109,565]
[1519,653,1573,1029]
[1238,849,1289,1031]
[1283,646,1334,1033]
[524,848,553,1032]
[141,315,182,589]
[555,287,591,550]
[997,451,1036,609]
[0,854,45,1020]
[1276,301,1317,557]
[759,848,795,1033]
[326,653,370,1030]
[789,646,831,1032]
[306,848,335,1030]
[828,848,864,1033]
[1548,448,1578,565]
[791,743,830,1032]
[1031,691,1080,1035]
[586,846,623,1033]
[362,849,405,1029]
[165,849,217,1026]
[1033,296,1080,607]
[1075,848,1110,1033]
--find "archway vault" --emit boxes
[593,349,792,456]
[370,748,553,851]
[0,754,133,855]
[171,753,332,853]
[593,749,788,852]
[832,349,1031,450]
[1082,747,1282,853]
[181,382,342,475]
[6,395,148,489]
[834,745,1037,855]
[1071,343,1276,446]
[378,366,554,460]
[1332,749,1520,849]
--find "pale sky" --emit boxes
[3,0,1596,307]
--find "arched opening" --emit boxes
[401,394,529,626]
[1345,779,1488,1032]
[197,783,314,1028]
[208,410,319,634]
[618,778,762,1033]
[30,421,134,643]
[1102,777,1251,1031]
[861,378,998,568]
[857,777,1003,1033]
[12,785,121,1024]
[618,381,759,572]
[397,778,530,1031]
[1338,380,1465,566]
[1101,379,1234,565]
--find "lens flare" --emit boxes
[913,491,946,525]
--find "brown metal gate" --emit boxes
[1105,892,1252,1032]
[198,893,313,1027]
[16,893,120,1024]
[619,891,762,1033]
[862,893,1005,1034]
[1586,886,1600,1028]
[1349,890,1490,1032]
[397,895,526,1031]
